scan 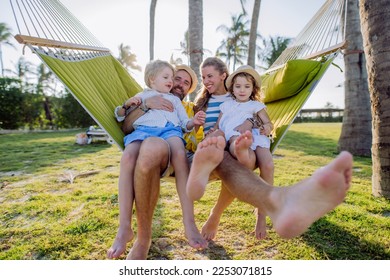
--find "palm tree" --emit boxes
[149,0,157,60]
[0,23,15,76]
[247,0,262,67]
[36,63,56,128]
[260,35,291,69]
[338,0,371,157]
[360,0,390,198]
[216,13,249,70]
[188,0,203,98]
[117,43,142,73]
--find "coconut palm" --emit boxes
[360,0,390,198]
[260,35,291,69]
[188,0,203,98]
[338,0,372,157]
[247,0,262,67]
[149,0,157,60]
[117,43,142,73]
[216,13,249,70]
[0,23,15,76]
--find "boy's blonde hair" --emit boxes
[144,60,175,88]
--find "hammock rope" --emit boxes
[270,0,346,70]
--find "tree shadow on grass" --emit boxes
[303,218,390,260]
[276,130,340,157]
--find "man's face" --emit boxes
[171,69,192,100]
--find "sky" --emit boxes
[1,0,345,109]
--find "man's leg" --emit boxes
[201,182,235,240]
[107,142,141,259]
[216,150,353,239]
[127,138,169,260]
[166,137,207,249]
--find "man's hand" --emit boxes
[144,95,174,112]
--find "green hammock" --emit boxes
[10,0,346,152]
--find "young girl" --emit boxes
[108,60,205,259]
[218,65,274,239]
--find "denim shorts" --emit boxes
[124,122,184,147]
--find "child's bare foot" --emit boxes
[254,209,267,240]
[186,136,226,201]
[268,151,353,238]
[234,131,255,169]
[184,221,208,249]
[201,213,221,240]
[126,238,151,260]
[107,225,134,259]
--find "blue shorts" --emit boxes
[124,122,184,147]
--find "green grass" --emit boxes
[0,123,389,260]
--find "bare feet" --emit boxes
[234,131,255,168]
[268,151,353,239]
[254,209,267,240]
[107,225,134,259]
[184,220,208,249]
[201,212,220,240]
[186,136,226,201]
[126,239,151,260]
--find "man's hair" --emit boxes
[144,60,175,88]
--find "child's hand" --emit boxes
[127,96,142,106]
[260,123,272,136]
[193,111,206,125]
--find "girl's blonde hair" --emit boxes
[144,60,175,88]
[194,57,229,112]
[228,72,261,102]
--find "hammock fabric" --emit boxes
[10,0,346,152]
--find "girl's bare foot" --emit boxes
[254,209,267,240]
[201,212,221,240]
[107,225,134,259]
[234,131,255,168]
[184,221,208,249]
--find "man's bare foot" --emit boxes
[107,225,134,259]
[254,209,267,240]
[234,131,254,169]
[186,136,226,201]
[201,212,220,240]
[268,151,353,239]
[126,239,151,260]
[184,221,208,249]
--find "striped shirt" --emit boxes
[203,93,233,133]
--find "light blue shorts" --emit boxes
[124,122,184,147]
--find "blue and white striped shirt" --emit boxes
[203,93,232,133]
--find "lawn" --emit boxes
[0,123,389,260]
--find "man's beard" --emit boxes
[171,86,185,100]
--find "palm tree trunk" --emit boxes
[149,0,157,61]
[360,0,390,198]
[247,0,261,68]
[338,0,372,157]
[188,0,203,99]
